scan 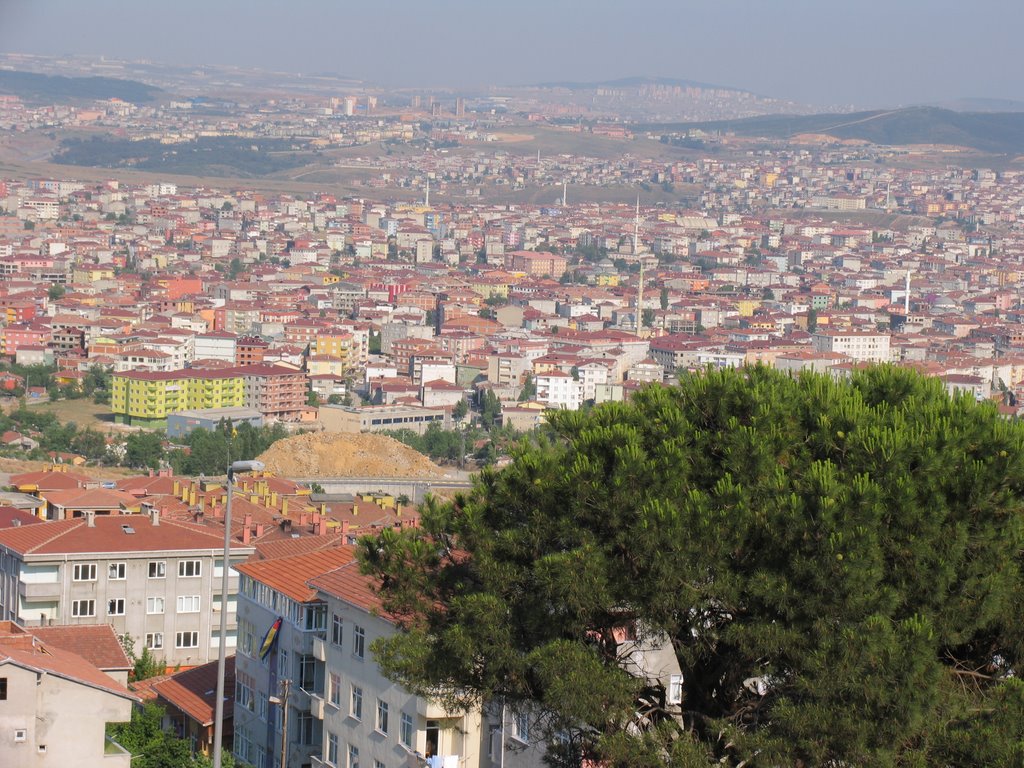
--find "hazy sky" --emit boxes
[2,0,1022,108]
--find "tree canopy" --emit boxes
[360,366,1024,767]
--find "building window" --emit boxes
[258,692,268,722]
[179,560,202,577]
[327,733,339,766]
[374,761,385,768]
[176,631,199,648]
[0,678,6,700]
[148,561,166,579]
[72,599,95,617]
[145,633,163,650]
[329,673,341,708]
[350,685,363,720]
[73,563,97,581]
[296,711,315,745]
[278,649,289,679]
[667,674,683,706]
[298,655,316,691]
[108,562,126,580]
[107,598,125,616]
[305,603,326,631]
[347,744,359,768]
[512,711,529,743]
[331,613,343,646]
[352,625,365,660]
[146,597,165,614]
[177,595,201,613]
[400,712,414,749]
[376,699,389,735]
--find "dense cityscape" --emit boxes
[1,5,1024,767]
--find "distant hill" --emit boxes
[0,70,163,104]
[534,76,743,93]
[643,107,1024,154]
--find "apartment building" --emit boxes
[535,372,583,411]
[233,548,353,768]
[811,331,892,363]
[111,369,245,428]
[0,512,254,668]
[0,621,136,768]
[237,364,309,422]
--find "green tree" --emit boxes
[48,284,66,301]
[659,286,669,310]
[360,366,1024,767]
[108,702,232,768]
[518,373,537,402]
[124,432,165,470]
[807,307,818,332]
[452,398,468,421]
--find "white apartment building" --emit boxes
[535,372,583,410]
[0,511,254,668]
[812,331,892,363]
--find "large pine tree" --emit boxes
[360,366,1024,766]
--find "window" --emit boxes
[258,693,268,722]
[305,603,326,631]
[73,563,96,581]
[352,625,365,660]
[278,649,289,679]
[179,560,202,577]
[177,595,201,613]
[145,633,163,650]
[72,599,95,617]
[108,562,126,580]
[329,673,341,708]
[512,711,529,743]
[331,614,343,646]
[236,680,254,712]
[376,699,389,735]
[0,678,6,700]
[350,685,363,720]
[296,712,315,745]
[146,597,165,614]
[400,712,414,749]
[667,674,683,706]
[347,744,359,768]
[298,655,316,691]
[176,631,199,648]
[14,729,26,742]
[148,561,166,578]
[107,598,125,616]
[327,733,339,767]
[374,761,385,768]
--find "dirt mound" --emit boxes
[257,431,448,479]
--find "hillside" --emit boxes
[644,107,1024,154]
[0,70,163,104]
[257,431,449,479]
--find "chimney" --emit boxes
[352,502,358,517]
[84,510,96,527]
[299,513,309,527]
[150,508,160,526]
[342,520,350,537]
[282,498,289,515]
[255,523,265,537]
[242,526,251,545]
[243,513,253,530]
[311,513,321,525]
[12,519,20,527]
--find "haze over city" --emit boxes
[3,0,1024,107]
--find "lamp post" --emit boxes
[212,459,265,768]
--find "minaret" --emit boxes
[904,269,911,315]
[424,177,430,208]
[562,181,567,207]
[635,195,643,338]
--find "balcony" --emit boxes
[312,635,326,662]
[309,692,325,720]
[19,581,59,600]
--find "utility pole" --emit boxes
[279,679,291,768]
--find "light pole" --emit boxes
[212,459,265,768]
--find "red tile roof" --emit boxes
[235,545,358,603]
[0,514,254,556]
[31,624,132,671]
[153,656,234,727]
[308,558,388,619]
[0,631,138,701]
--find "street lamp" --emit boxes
[213,460,265,768]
